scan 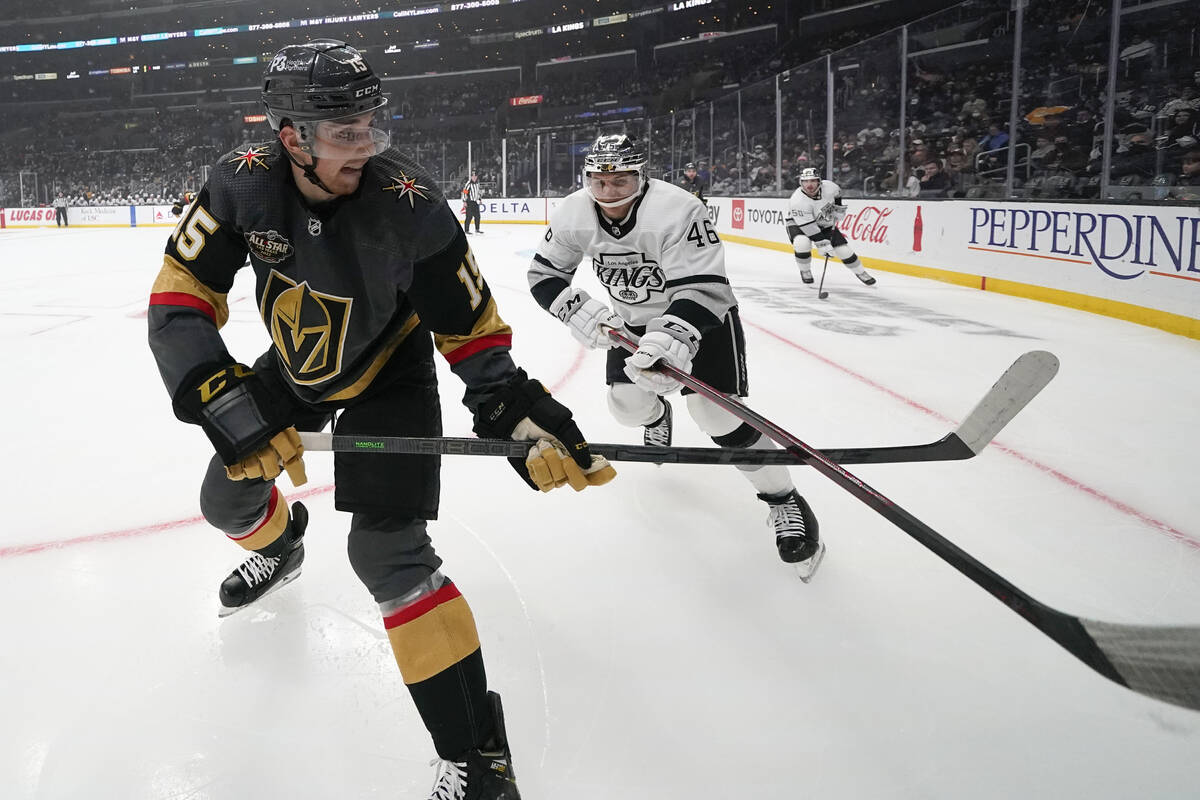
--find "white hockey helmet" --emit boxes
[582,134,647,208]
[799,167,821,197]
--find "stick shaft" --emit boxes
[608,328,1145,697]
[298,433,975,466]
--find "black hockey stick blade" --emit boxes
[299,348,1056,466]
[608,328,1200,712]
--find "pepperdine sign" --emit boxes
[704,196,1199,327]
[967,206,1200,278]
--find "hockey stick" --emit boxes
[298,348,1057,466]
[817,254,830,300]
[610,328,1200,712]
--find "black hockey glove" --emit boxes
[172,361,307,485]
[473,370,615,492]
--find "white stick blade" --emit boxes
[955,350,1059,454]
[1083,619,1200,712]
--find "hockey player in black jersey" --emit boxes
[679,162,707,204]
[169,191,195,217]
[147,40,613,800]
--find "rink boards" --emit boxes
[4,195,1197,337]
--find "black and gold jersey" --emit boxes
[148,139,515,409]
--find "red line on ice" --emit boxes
[0,486,334,559]
[744,319,1199,551]
[1,345,589,560]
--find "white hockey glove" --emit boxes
[832,205,848,221]
[813,238,836,256]
[623,316,701,395]
[549,287,624,350]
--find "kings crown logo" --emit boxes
[592,251,666,305]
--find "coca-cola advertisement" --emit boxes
[838,205,893,246]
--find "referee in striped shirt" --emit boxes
[462,171,483,234]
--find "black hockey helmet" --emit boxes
[261,39,387,133]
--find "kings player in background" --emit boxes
[785,167,876,287]
[527,134,825,581]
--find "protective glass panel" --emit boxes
[541,129,587,197]
[830,28,903,198]
[740,77,779,195]
[906,0,1011,199]
[710,92,743,195]
[1019,0,1110,199]
[467,139,502,199]
[691,102,716,192]
[779,60,830,198]
[504,132,541,197]
[1107,0,1200,201]
[418,139,467,199]
[645,112,673,183]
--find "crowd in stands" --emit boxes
[2,0,1198,206]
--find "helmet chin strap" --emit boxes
[281,125,337,196]
[284,147,337,196]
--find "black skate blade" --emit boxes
[217,568,303,618]
[792,541,826,583]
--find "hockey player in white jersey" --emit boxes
[787,167,875,286]
[527,134,823,577]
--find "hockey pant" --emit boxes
[785,223,862,273]
[605,310,792,498]
[198,347,499,760]
[464,200,481,232]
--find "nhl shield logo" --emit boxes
[246,230,294,263]
[307,217,322,236]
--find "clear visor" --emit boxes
[583,170,640,201]
[302,108,391,158]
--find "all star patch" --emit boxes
[228,146,272,174]
[383,171,430,208]
[246,229,294,263]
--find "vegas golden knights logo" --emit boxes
[260,270,352,385]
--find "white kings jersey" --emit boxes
[528,178,735,333]
[786,179,844,235]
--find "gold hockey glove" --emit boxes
[473,370,616,492]
[226,427,308,485]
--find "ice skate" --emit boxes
[855,269,876,286]
[427,691,521,800]
[643,399,673,448]
[218,502,308,617]
[643,399,673,466]
[799,268,814,284]
[759,490,824,582]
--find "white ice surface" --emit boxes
[0,224,1198,799]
